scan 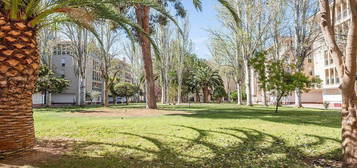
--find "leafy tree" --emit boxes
[265,60,320,113]
[35,66,69,95]
[229,90,247,102]
[114,82,137,105]
[109,76,121,105]
[86,91,101,104]
[250,51,268,106]
[266,60,296,113]
[213,86,227,103]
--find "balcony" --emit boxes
[330,78,335,84]
[336,13,342,22]
[343,10,348,18]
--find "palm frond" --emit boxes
[10,0,21,19]
[218,0,240,25]
[24,0,41,19]
[192,0,202,11]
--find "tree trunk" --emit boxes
[177,82,182,104]
[244,62,253,106]
[113,95,117,105]
[80,77,86,106]
[262,87,268,106]
[0,18,39,157]
[319,0,357,166]
[161,85,165,104]
[161,70,167,104]
[295,88,303,108]
[45,91,52,107]
[136,5,157,109]
[103,83,109,107]
[195,91,200,103]
[77,76,81,106]
[275,96,281,113]
[237,82,243,105]
[202,87,209,103]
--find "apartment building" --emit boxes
[310,0,351,107]
[32,40,134,105]
[252,0,351,107]
[33,41,105,105]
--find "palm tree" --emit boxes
[194,66,224,103]
[133,0,202,109]
[0,0,157,158]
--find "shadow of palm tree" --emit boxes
[28,126,342,168]
[163,105,340,129]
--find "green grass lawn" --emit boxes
[32,104,341,168]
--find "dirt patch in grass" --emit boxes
[0,138,77,168]
[69,108,190,117]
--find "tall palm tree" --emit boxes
[134,0,202,109]
[0,0,157,158]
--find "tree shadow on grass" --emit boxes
[2,126,341,168]
[164,105,341,129]
[35,104,341,129]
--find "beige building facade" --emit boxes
[252,0,352,107]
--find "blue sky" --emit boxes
[182,1,220,59]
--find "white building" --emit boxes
[310,0,352,107]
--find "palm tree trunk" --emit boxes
[135,5,157,109]
[203,87,209,103]
[0,17,39,157]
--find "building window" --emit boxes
[61,58,65,67]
